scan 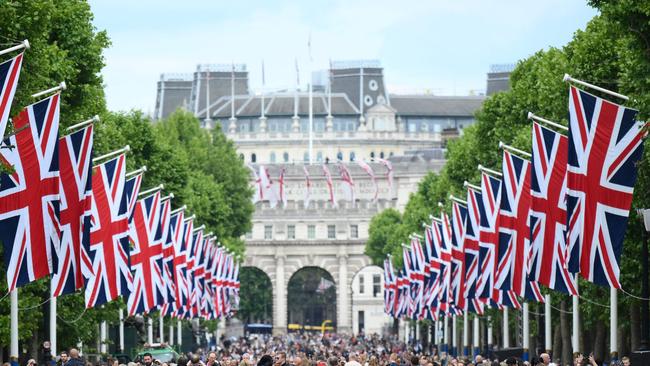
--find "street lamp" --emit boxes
[638,209,650,351]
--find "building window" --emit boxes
[337,151,343,161]
[251,153,257,163]
[380,151,385,159]
[327,225,336,239]
[283,152,289,163]
[359,274,365,294]
[287,225,295,240]
[349,151,356,162]
[264,225,273,240]
[370,151,375,159]
[373,274,381,297]
[308,225,316,239]
[350,225,358,239]
[270,152,276,163]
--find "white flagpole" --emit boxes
[66,115,99,132]
[463,312,469,357]
[93,145,130,165]
[177,320,183,346]
[50,282,57,357]
[452,315,458,356]
[572,277,580,354]
[0,39,29,58]
[261,60,265,118]
[159,315,164,343]
[443,316,449,355]
[473,315,479,358]
[169,322,174,345]
[147,317,154,344]
[100,321,107,354]
[31,81,66,98]
[503,308,510,348]
[611,288,618,360]
[563,73,629,101]
[487,315,493,352]
[119,309,125,352]
[10,290,18,360]
[523,303,530,361]
[545,294,552,353]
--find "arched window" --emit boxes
[270,152,276,163]
[251,153,257,163]
[380,151,385,159]
[350,151,356,162]
[389,151,394,157]
[337,151,343,161]
[283,152,289,163]
[239,153,244,160]
[370,151,375,159]
[317,151,323,162]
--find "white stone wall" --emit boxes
[351,265,391,335]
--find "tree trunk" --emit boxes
[631,301,641,351]
[560,300,572,365]
[593,320,606,361]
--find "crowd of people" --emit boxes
[2,334,633,366]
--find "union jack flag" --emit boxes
[123,173,143,220]
[496,151,543,302]
[128,191,166,315]
[437,213,455,315]
[422,224,442,320]
[383,258,397,316]
[160,205,181,316]
[566,85,647,288]
[529,122,577,294]
[450,201,468,312]
[0,94,60,291]
[84,154,132,308]
[176,215,194,318]
[477,173,520,309]
[464,188,484,314]
[188,228,205,318]
[0,53,23,139]
[52,125,93,297]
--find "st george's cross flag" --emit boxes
[0,94,60,291]
[566,85,647,288]
[528,122,577,295]
[496,150,543,302]
[52,124,93,297]
[128,191,166,315]
[83,154,132,308]
[0,53,24,139]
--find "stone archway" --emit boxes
[238,266,273,325]
[286,266,337,330]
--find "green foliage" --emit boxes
[237,267,272,323]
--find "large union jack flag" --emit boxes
[496,151,543,302]
[0,94,60,291]
[566,85,647,288]
[176,215,195,318]
[450,201,468,312]
[529,122,577,294]
[383,258,397,316]
[0,53,23,139]
[52,125,93,297]
[83,154,132,308]
[464,188,484,314]
[477,173,520,309]
[128,191,166,315]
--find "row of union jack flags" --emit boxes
[383,81,647,320]
[0,51,239,320]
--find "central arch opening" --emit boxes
[287,266,337,331]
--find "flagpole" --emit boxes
[503,308,509,348]
[523,303,530,361]
[487,315,493,355]
[177,319,183,346]
[443,316,449,356]
[66,115,99,132]
[611,288,618,360]
[473,315,480,358]
[572,277,580,354]
[0,39,29,57]
[138,184,164,197]
[169,321,174,345]
[50,282,57,357]
[93,145,130,165]
[100,320,107,354]
[563,73,629,101]
[308,36,313,164]
[527,112,568,131]
[119,309,125,352]
[545,294,552,353]
[463,312,469,356]
[159,314,164,343]
[452,315,458,356]
[31,81,66,98]
[10,289,18,360]
[147,317,154,344]
[126,166,147,179]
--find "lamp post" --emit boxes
[639,209,650,351]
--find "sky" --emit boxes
[88,0,598,113]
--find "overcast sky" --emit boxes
[88,0,598,113]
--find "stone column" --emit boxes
[273,254,287,335]
[337,252,351,333]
